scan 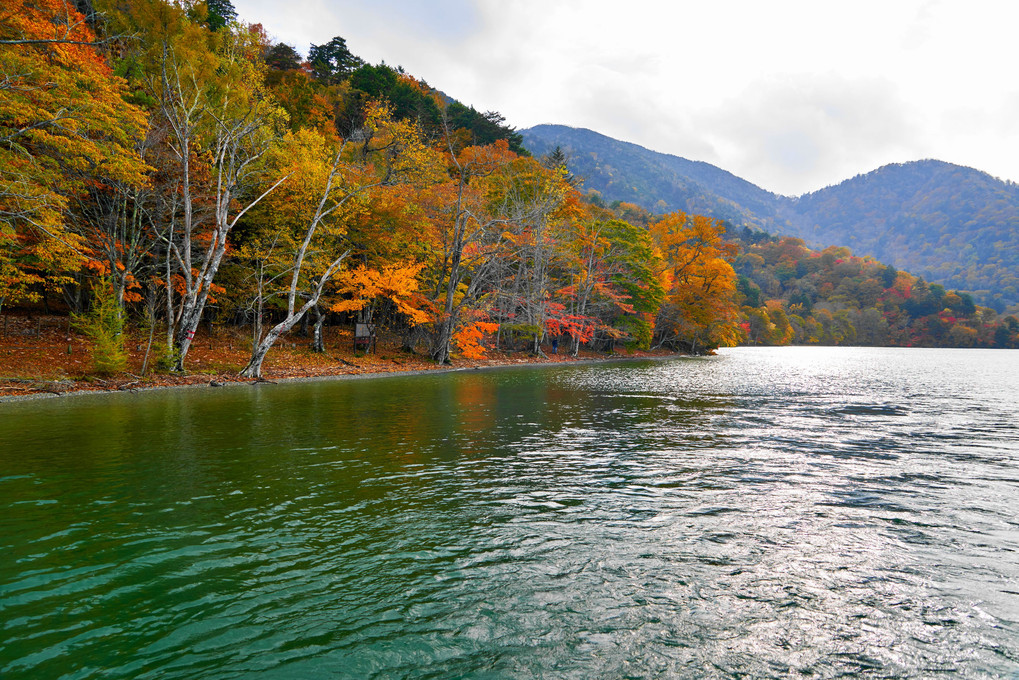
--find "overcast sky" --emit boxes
[233,0,1019,196]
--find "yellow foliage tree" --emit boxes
[239,102,437,377]
[650,212,741,353]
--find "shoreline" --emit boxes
[0,351,691,405]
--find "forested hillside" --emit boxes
[2,0,1017,383]
[729,229,1018,349]
[522,127,1019,312]
[782,161,1019,311]
[522,125,787,232]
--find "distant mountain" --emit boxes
[782,161,1019,310]
[520,125,788,232]
[520,125,1019,310]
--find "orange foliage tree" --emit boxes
[331,261,432,327]
[651,212,741,353]
[238,103,439,377]
[0,0,148,312]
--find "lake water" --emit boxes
[1,347,1018,678]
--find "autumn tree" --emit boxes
[325,181,438,350]
[0,0,148,312]
[265,67,341,136]
[330,261,431,346]
[554,213,615,353]
[154,23,288,371]
[426,137,549,364]
[238,104,438,378]
[551,208,665,354]
[651,212,740,353]
[486,158,572,354]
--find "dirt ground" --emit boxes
[0,313,678,399]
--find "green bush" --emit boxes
[73,281,128,375]
[614,316,653,351]
[500,323,540,350]
[153,344,180,372]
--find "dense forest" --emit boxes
[1,0,1016,382]
[0,0,745,377]
[730,228,1019,348]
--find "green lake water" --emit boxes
[2,347,1018,678]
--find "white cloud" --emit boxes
[233,0,1019,194]
[699,75,922,194]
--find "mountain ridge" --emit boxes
[521,124,788,232]
[520,124,1019,310]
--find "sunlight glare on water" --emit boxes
[1,346,1018,678]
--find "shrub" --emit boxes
[73,281,127,375]
[614,315,653,351]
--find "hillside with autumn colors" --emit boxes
[782,161,1019,311]
[727,228,1018,348]
[522,126,1019,312]
[1,0,1017,388]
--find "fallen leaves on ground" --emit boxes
[0,314,679,399]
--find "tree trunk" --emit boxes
[432,313,456,364]
[432,231,464,364]
[402,325,423,353]
[239,253,347,377]
[172,304,204,372]
[311,305,326,353]
[241,312,302,378]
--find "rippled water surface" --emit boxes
[2,347,1019,678]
